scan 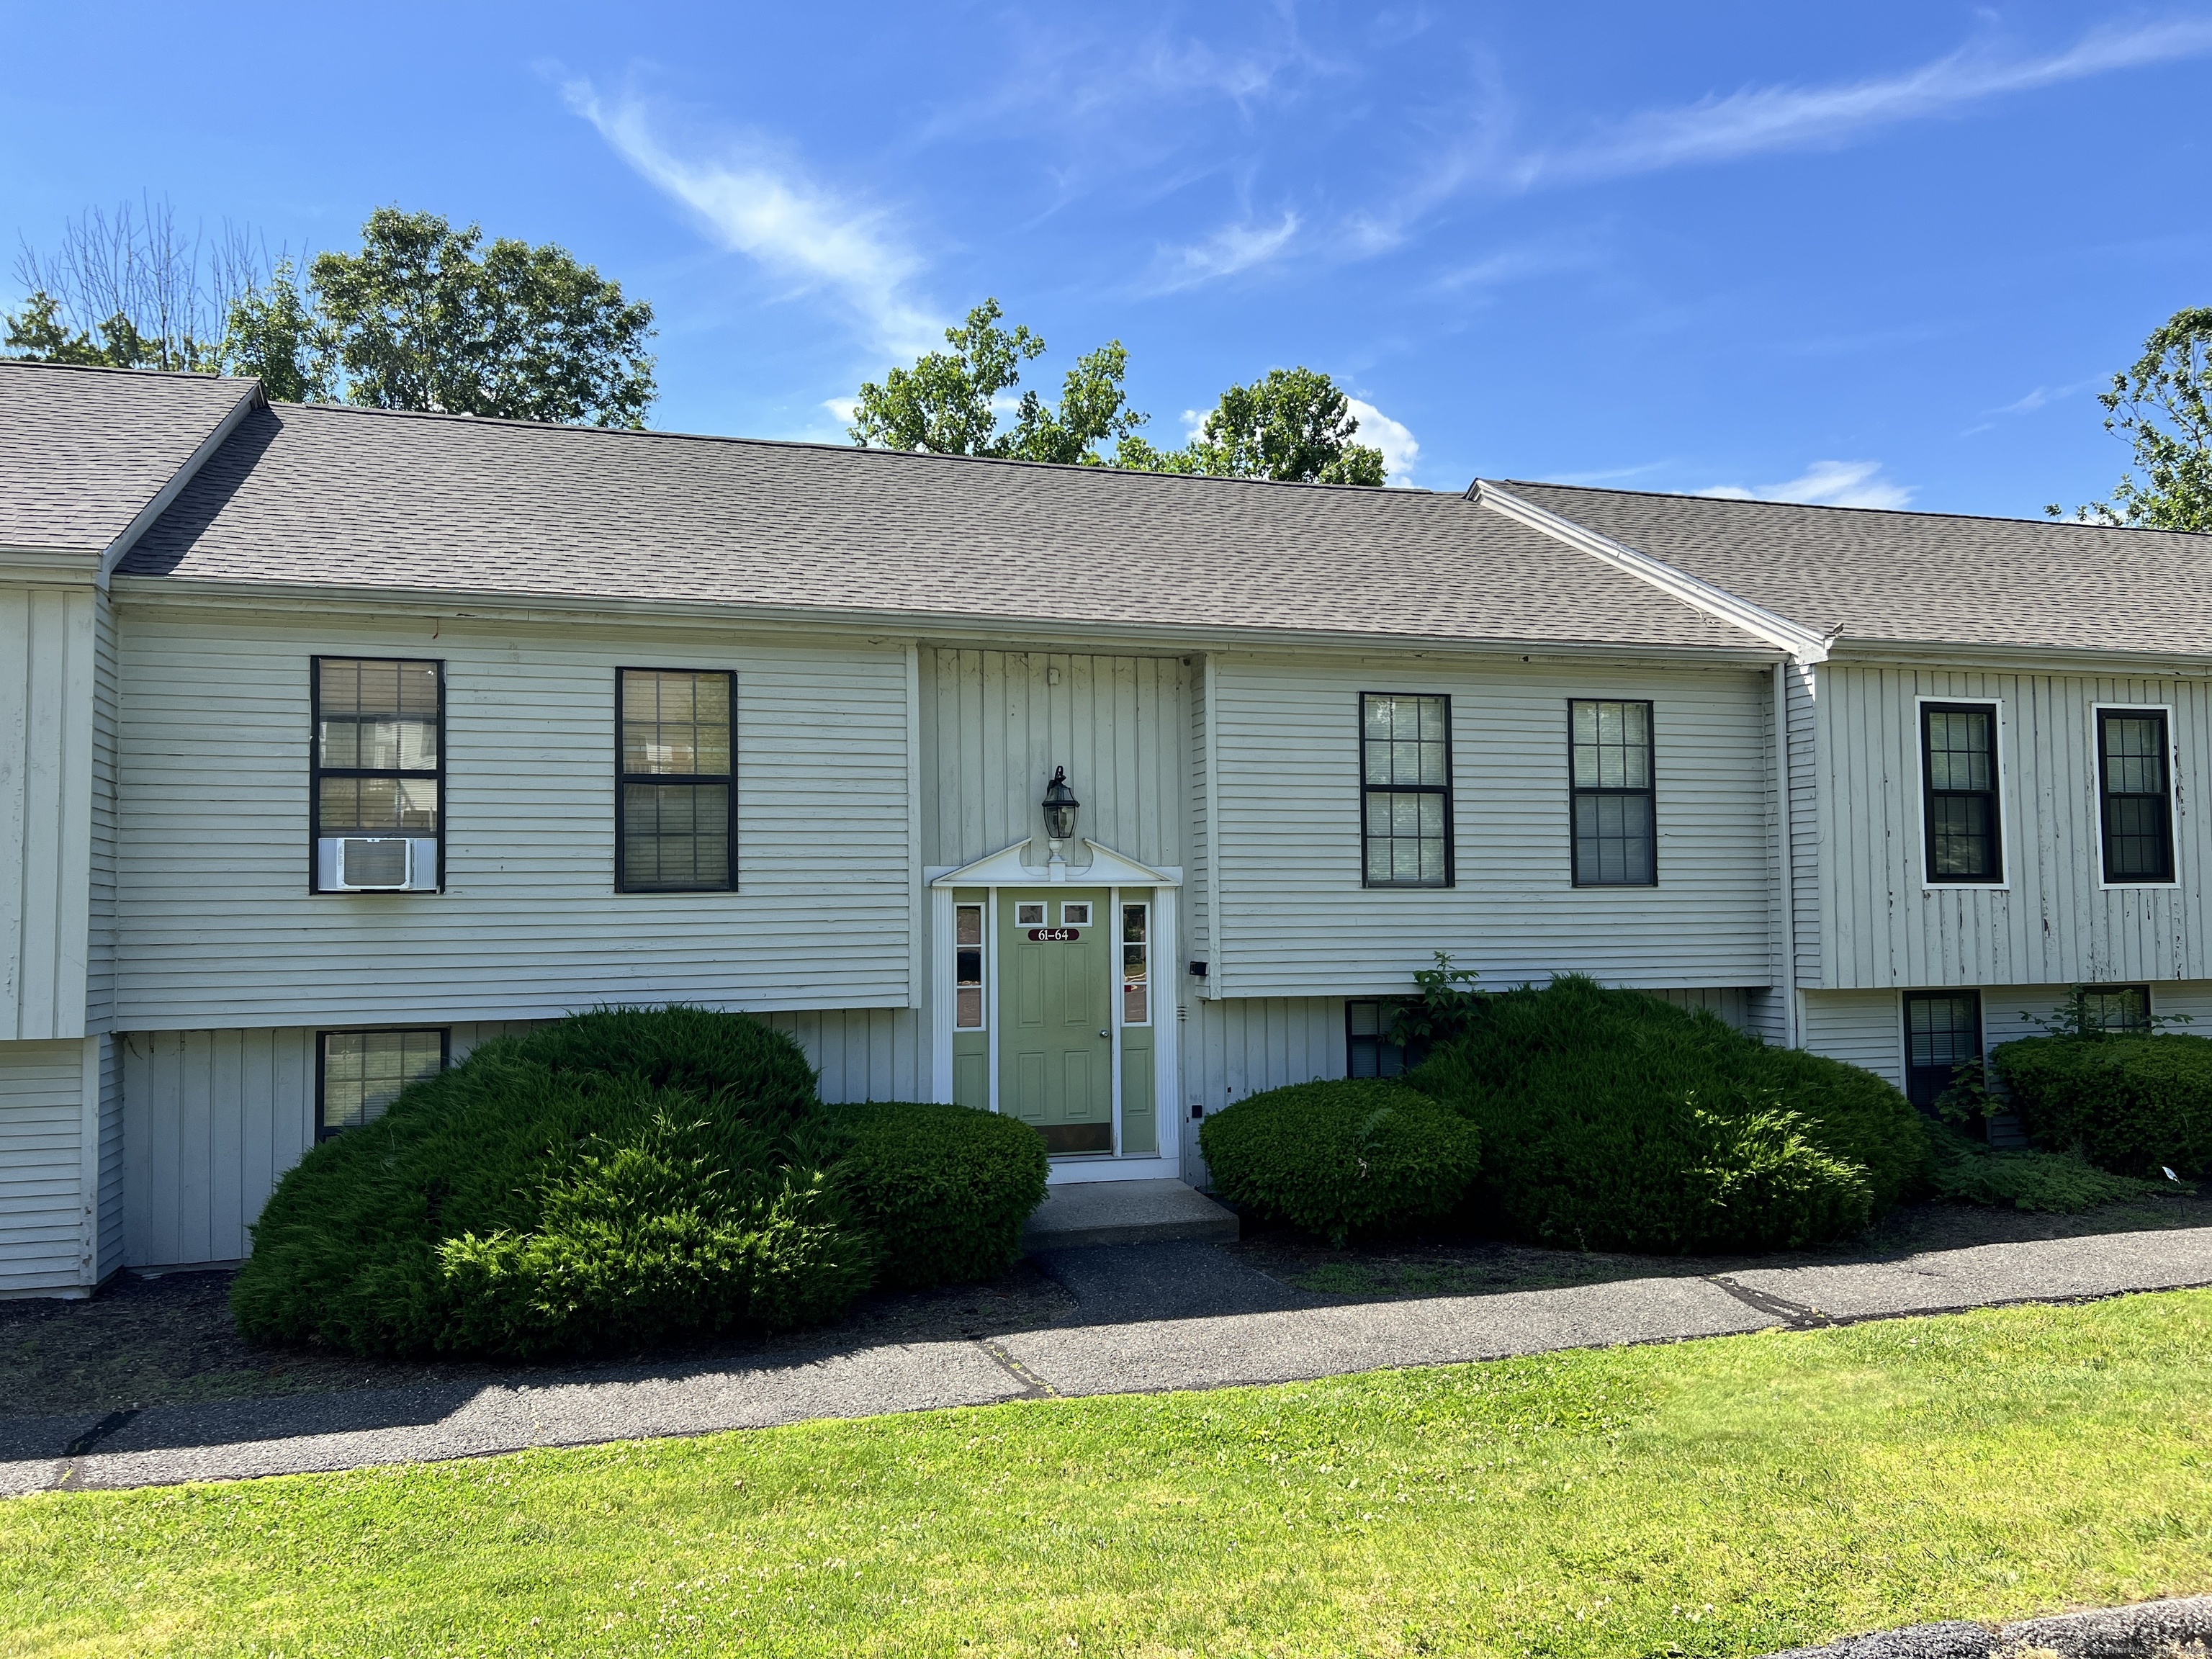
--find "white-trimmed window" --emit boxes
[1015,901,1046,926]
[318,1028,447,1138]
[955,903,986,1030]
[1120,902,1151,1026]
[1061,902,1092,926]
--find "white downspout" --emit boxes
[1773,660,1800,1050]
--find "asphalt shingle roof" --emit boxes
[1501,480,2212,657]
[0,359,253,553]
[120,402,1760,652]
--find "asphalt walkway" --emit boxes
[6,1225,2211,1498]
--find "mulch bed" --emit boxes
[0,1262,1074,1419]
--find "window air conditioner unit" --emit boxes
[318,836,439,892]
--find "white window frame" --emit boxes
[1914,693,2011,892]
[2090,701,2181,891]
[1118,899,1153,1030]
[953,901,987,1031]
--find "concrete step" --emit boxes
[1022,1177,1239,1249]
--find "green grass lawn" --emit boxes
[8,1292,2212,1658]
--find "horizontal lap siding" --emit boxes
[0,1039,86,1292]
[116,607,914,1028]
[1822,667,2212,989]
[1,586,95,1040]
[1210,655,1774,997]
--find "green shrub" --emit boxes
[830,1101,1048,1289]
[1414,976,1928,1253]
[1994,1033,2212,1177]
[233,1010,874,1360]
[1198,1079,1480,1246]
[1925,1123,2178,1212]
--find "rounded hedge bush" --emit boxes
[1198,1079,1480,1246]
[830,1101,1049,1289]
[1414,976,1927,1253]
[232,1008,874,1361]
[1995,1033,2212,1176]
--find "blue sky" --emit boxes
[4,2,2208,516]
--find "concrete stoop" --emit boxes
[1022,1178,1238,1249]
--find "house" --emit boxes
[4,356,2209,1295]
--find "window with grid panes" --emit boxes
[1921,702,2002,882]
[1120,903,1150,1025]
[318,1028,446,1137]
[618,669,734,891]
[1569,699,1655,886]
[313,657,442,883]
[2082,984,2153,1033]
[1346,999,1426,1078]
[1360,693,1452,887]
[954,904,985,1029]
[2098,709,2174,883]
[1903,991,1981,1111]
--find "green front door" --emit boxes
[999,887,1114,1154]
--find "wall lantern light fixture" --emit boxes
[1041,766,1081,843]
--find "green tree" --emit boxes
[307,209,655,427]
[1115,366,1386,485]
[2051,307,2212,533]
[218,260,325,403]
[848,298,1148,464]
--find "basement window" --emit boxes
[318,1028,448,1138]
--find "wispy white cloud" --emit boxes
[563,78,938,355]
[1146,211,1301,292]
[1961,376,2103,435]
[1346,398,1419,486]
[1701,459,1913,511]
[1539,461,1676,487]
[1516,17,2212,189]
[821,395,858,427]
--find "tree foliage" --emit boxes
[850,300,1386,483]
[6,201,656,428]
[3,194,266,372]
[306,209,656,427]
[2051,307,2212,532]
[1119,365,1386,485]
[848,298,1146,464]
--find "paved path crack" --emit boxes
[1707,1276,1832,1328]
[975,1340,1059,1400]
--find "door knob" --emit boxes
[1099,1029,1110,1039]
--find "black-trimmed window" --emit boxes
[2082,984,2153,1034]
[318,1028,447,1138]
[2098,709,2174,884]
[1903,990,1981,1111]
[1569,698,1656,886]
[1346,999,1428,1078]
[1921,702,2002,883]
[312,657,443,890]
[1360,693,1452,887]
[617,668,735,893]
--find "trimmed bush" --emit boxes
[1995,1033,2212,1177]
[1925,1122,2177,1212]
[1199,1079,1480,1246]
[233,1010,874,1360]
[830,1101,1049,1289]
[1415,976,1927,1253]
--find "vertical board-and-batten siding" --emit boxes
[122,1021,541,1268]
[88,593,118,1032]
[1,585,96,1040]
[113,602,914,1028]
[0,1039,87,1292]
[1819,665,2212,989]
[1207,653,1776,997]
[917,649,1187,872]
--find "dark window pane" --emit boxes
[1922,703,2001,883]
[622,669,733,776]
[1569,699,1656,887]
[321,1029,444,1135]
[1904,992,1982,1110]
[621,782,730,890]
[2099,711,2171,882]
[2083,985,2151,1033]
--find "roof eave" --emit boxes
[108,572,1781,665]
[95,379,265,589]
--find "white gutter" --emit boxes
[1475,480,1831,664]
[1773,662,1799,1050]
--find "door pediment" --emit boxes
[929,839,1182,888]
